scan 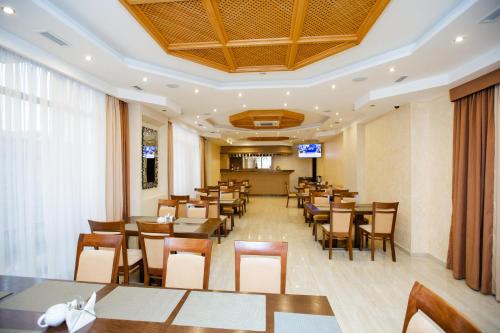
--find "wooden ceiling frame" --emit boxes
[120,0,390,73]
[229,109,305,130]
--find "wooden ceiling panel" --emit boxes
[232,45,288,68]
[216,0,294,40]
[247,137,290,141]
[120,0,389,72]
[229,109,304,130]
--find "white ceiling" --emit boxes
[0,0,499,145]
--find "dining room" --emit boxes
[1,1,500,332]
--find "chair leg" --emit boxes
[383,239,386,252]
[359,231,363,251]
[123,269,129,285]
[286,196,289,207]
[328,235,333,260]
[370,235,375,261]
[144,273,150,286]
[348,237,353,261]
[322,230,325,250]
[390,237,396,262]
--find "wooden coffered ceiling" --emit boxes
[120,0,390,73]
[229,109,304,129]
[247,136,290,141]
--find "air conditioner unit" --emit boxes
[253,120,279,127]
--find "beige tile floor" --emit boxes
[207,196,500,333]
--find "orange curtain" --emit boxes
[168,121,173,196]
[447,86,495,294]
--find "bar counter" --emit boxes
[221,169,293,195]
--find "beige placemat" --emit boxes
[173,291,266,331]
[274,312,341,333]
[0,291,12,300]
[174,224,200,233]
[0,281,104,312]
[176,218,207,225]
[95,286,185,322]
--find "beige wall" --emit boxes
[318,134,344,186]
[363,105,412,251]
[220,154,229,169]
[206,141,221,186]
[410,96,453,262]
[272,149,312,186]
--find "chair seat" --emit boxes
[122,249,143,267]
[222,207,233,214]
[320,224,349,237]
[288,193,297,197]
[313,214,329,221]
[359,224,372,233]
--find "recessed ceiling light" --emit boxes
[455,35,464,43]
[339,118,343,121]
[2,6,15,15]
[194,121,198,124]
[84,55,92,62]
[213,108,217,112]
[243,104,247,108]
[335,112,339,116]
[142,77,148,82]
[314,106,319,110]
[196,115,200,119]
[389,67,395,72]
[330,124,333,128]
[286,91,290,96]
[284,103,287,107]
[238,92,243,97]
[316,128,319,131]
[331,84,336,89]
[194,88,199,94]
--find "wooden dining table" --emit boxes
[125,216,226,244]
[304,203,372,248]
[0,275,336,333]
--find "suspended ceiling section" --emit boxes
[229,109,305,129]
[119,0,390,73]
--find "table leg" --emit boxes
[353,214,368,248]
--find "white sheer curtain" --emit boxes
[0,47,106,279]
[172,123,200,197]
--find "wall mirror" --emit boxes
[142,126,158,189]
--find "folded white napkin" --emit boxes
[65,292,97,333]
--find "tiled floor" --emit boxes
[207,196,500,333]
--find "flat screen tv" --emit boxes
[298,143,322,158]
[142,145,157,159]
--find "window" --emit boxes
[243,156,272,169]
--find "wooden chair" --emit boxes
[234,240,288,294]
[310,191,330,238]
[88,220,143,284]
[235,182,247,213]
[170,195,190,217]
[340,191,359,203]
[359,202,399,261]
[402,282,481,333]
[157,199,178,217]
[195,187,209,199]
[332,189,349,203]
[220,187,237,226]
[321,202,355,260]
[137,221,174,286]
[186,200,209,218]
[208,186,220,197]
[200,195,228,236]
[162,237,213,290]
[74,233,122,284]
[285,181,297,207]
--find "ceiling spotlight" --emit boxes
[238,92,243,97]
[194,88,199,94]
[194,121,198,124]
[84,55,92,62]
[331,84,336,89]
[286,91,290,96]
[213,108,217,112]
[389,67,395,72]
[2,6,15,15]
[316,128,319,131]
[196,115,200,119]
[243,104,247,108]
[455,35,464,43]
[142,77,148,82]
[335,112,339,116]
[314,106,319,110]
[284,103,287,107]
[330,124,333,128]
[339,118,343,121]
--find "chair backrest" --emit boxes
[332,189,349,203]
[373,202,399,234]
[170,195,190,217]
[340,192,358,203]
[157,199,178,217]
[402,282,480,333]
[234,240,288,294]
[200,195,220,218]
[329,202,355,234]
[74,233,122,284]
[242,179,249,186]
[186,200,209,218]
[137,221,174,270]
[162,237,213,290]
[311,191,330,205]
[207,186,220,197]
[220,187,235,200]
[88,220,129,268]
[195,187,209,198]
